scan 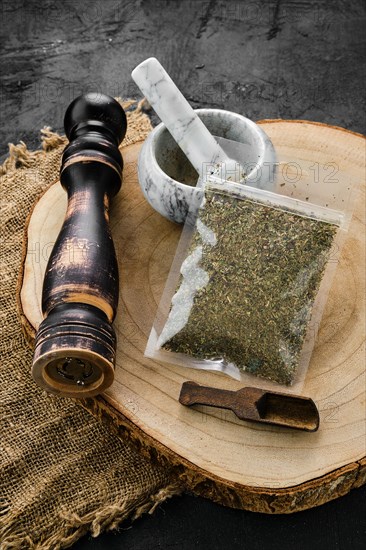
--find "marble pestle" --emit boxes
[131,57,245,183]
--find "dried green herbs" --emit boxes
[161,189,337,385]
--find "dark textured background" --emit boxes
[1,0,365,548]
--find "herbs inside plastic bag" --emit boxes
[159,187,338,385]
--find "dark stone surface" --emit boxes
[72,490,366,550]
[1,0,365,158]
[1,1,365,548]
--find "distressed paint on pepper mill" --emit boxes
[32,93,127,398]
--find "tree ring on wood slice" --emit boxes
[18,121,366,513]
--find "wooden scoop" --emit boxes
[179,381,319,432]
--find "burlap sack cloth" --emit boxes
[0,101,182,549]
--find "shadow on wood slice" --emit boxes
[18,121,366,513]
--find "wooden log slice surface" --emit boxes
[18,121,366,513]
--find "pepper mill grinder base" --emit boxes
[32,304,116,397]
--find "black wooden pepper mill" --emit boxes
[32,93,127,398]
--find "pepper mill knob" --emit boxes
[32,94,127,398]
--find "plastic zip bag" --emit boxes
[146,175,349,392]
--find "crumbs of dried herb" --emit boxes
[162,190,337,385]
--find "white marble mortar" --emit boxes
[137,108,276,224]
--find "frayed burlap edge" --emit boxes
[1,98,183,550]
[1,483,182,550]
